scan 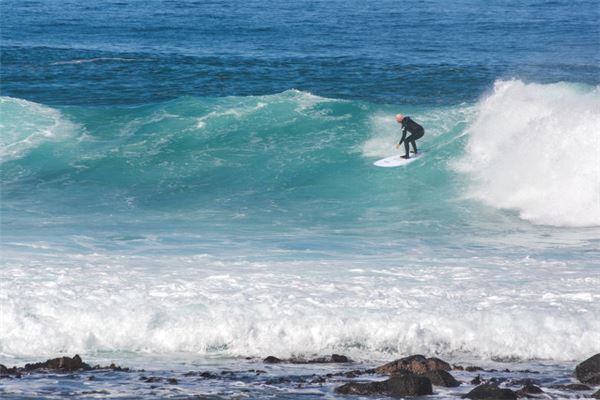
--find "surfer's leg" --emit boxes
[402,139,411,159]
[411,128,423,153]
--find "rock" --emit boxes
[264,354,351,364]
[335,373,433,396]
[423,370,460,387]
[263,356,282,364]
[375,354,451,375]
[466,366,484,372]
[471,375,482,385]
[575,354,600,385]
[516,383,543,396]
[464,384,517,400]
[24,355,90,372]
[592,389,600,399]
[0,365,8,374]
[331,354,350,363]
[509,378,541,387]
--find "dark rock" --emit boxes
[509,378,541,387]
[263,356,282,364]
[107,363,129,372]
[144,376,162,383]
[516,383,543,396]
[550,383,592,391]
[575,354,600,385]
[454,364,465,371]
[24,354,90,372]
[488,377,508,385]
[375,354,451,375]
[423,370,460,387]
[167,378,178,384]
[335,374,433,396]
[592,389,600,399]
[265,377,291,385]
[87,376,96,381]
[0,365,8,374]
[288,354,352,364]
[471,375,482,385]
[464,384,517,399]
[331,354,350,363]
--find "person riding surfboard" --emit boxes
[395,114,424,159]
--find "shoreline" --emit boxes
[1,353,598,399]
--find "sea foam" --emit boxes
[455,80,600,227]
[0,97,78,162]
[1,252,598,362]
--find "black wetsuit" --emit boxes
[398,116,424,158]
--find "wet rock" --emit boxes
[516,383,543,397]
[471,375,482,385]
[592,389,600,399]
[24,355,91,372]
[167,378,178,384]
[550,383,592,391]
[509,378,541,387]
[423,369,460,387]
[464,384,518,399]
[374,354,451,375]
[331,354,350,363]
[466,366,484,372]
[107,363,129,372]
[335,373,432,396]
[265,376,292,385]
[263,356,282,364]
[575,353,600,385]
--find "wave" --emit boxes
[0,97,78,162]
[51,57,153,65]
[2,80,598,228]
[455,80,600,227]
[1,254,598,361]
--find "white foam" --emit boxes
[1,252,598,362]
[455,80,600,227]
[0,97,78,162]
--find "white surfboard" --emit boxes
[373,152,424,167]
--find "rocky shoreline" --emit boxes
[1,353,599,399]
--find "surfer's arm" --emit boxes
[397,128,407,146]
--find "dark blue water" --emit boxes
[2,0,599,106]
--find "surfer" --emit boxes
[395,114,424,159]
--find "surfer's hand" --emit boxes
[395,144,400,149]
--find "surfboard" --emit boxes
[373,152,424,167]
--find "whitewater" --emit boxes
[2,80,599,366]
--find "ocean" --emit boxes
[1,0,599,398]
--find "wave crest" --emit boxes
[455,80,600,227]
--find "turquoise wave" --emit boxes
[1,91,465,212]
[3,82,598,257]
